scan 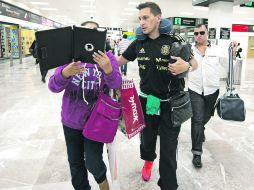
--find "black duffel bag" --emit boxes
[216,43,246,122]
[216,92,246,121]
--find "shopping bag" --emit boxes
[120,79,146,139]
[106,138,120,190]
[83,77,121,143]
[83,93,121,143]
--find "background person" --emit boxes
[29,40,48,83]
[236,43,242,59]
[188,24,220,168]
[118,34,131,76]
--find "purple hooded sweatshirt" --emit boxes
[48,52,122,130]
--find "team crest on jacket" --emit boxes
[161,45,170,55]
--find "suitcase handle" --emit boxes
[227,42,237,94]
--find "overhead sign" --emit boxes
[232,24,254,32]
[208,28,216,39]
[30,13,42,25]
[173,17,196,26]
[0,2,30,21]
[240,0,254,7]
[220,28,231,39]
[42,17,53,27]
[203,19,208,25]
[248,25,254,32]
[0,1,63,28]
[232,24,249,32]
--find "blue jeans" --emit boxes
[188,89,219,155]
[63,126,107,190]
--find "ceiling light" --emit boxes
[16,2,29,10]
[55,15,68,18]
[128,1,140,5]
[124,8,137,12]
[30,8,40,14]
[81,0,95,1]
[121,12,134,16]
[40,8,58,11]
[29,2,49,5]
[80,5,96,8]
[83,10,96,13]
[233,10,248,14]
[194,7,208,11]
[180,12,194,16]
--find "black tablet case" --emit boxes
[36,26,107,71]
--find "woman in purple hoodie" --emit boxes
[48,21,122,190]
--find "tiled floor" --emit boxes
[0,56,254,190]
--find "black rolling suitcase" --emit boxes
[216,43,246,121]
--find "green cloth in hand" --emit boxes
[146,95,160,115]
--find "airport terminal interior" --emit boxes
[1,0,254,190]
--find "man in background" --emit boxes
[188,24,220,168]
[236,43,242,59]
[118,34,130,76]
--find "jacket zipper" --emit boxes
[172,99,190,111]
[101,99,120,110]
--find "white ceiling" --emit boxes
[2,0,254,30]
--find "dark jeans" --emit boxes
[188,89,219,155]
[140,97,180,190]
[63,126,107,190]
[40,70,48,80]
[121,64,127,75]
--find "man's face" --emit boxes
[138,7,161,35]
[194,25,208,44]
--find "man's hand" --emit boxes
[93,51,113,75]
[62,61,84,79]
[168,56,189,75]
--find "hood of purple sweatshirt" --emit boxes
[48,52,122,130]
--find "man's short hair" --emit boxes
[81,21,99,28]
[195,24,207,30]
[136,2,161,16]
[123,34,127,39]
